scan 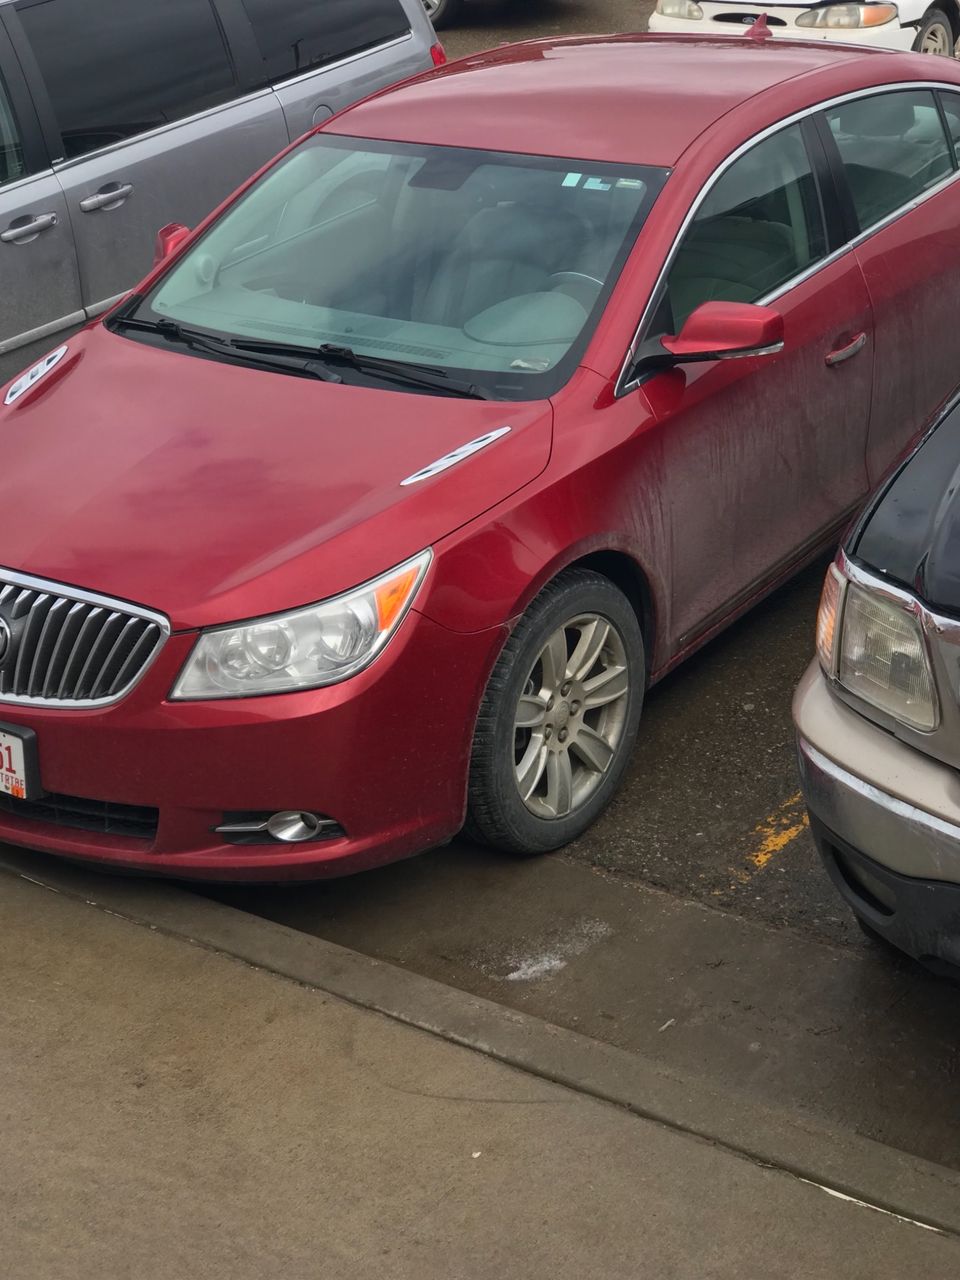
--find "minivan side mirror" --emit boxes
[154,222,192,265]
[631,301,784,380]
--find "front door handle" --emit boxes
[825,332,867,367]
[0,212,59,244]
[79,182,134,213]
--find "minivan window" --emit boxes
[238,0,410,89]
[655,122,826,334]
[0,72,24,185]
[131,136,666,400]
[824,90,954,233]
[16,0,236,161]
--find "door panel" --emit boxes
[53,96,288,310]
[820,89,960,484]
[0,171,82,369]
[853,184,960,484]
[641,255,873,649]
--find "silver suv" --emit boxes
[0,0,439,381]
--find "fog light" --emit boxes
[215,810,344,844]
[266,811,325,843]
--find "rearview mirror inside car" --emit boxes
[153,222,192,266]
[631,301,784,381]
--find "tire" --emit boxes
[912,7,955,55]
[422,0,465,29]
[466,569,645,855]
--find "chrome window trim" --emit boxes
[47,34,416,170]
[0,565,171,710]
[616,80,960,397]
[266,32,414,92]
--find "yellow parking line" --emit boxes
[746,791,810,871]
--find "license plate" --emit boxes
[0,724,40,801]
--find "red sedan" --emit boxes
[1,34,959,880]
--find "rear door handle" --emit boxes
[825,332,867,367]
[79,182,134,213]
[0,212,59,244]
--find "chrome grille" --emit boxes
[0,570,168,707]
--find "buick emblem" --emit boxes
[0,616,9,665]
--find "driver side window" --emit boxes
[653,123,827,337]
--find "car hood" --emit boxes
[853,403,960,613]
[0,328,553,630]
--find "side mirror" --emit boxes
[153,222,191,265]
[632,301,784,379]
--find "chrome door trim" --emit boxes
[616,80,960,398]
[0,310,84,356]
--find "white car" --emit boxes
[648,1,957,56]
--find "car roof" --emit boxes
[327,34,891,167]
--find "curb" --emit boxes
[4,846,960,1236]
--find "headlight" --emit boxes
[655,0,704,19]
[818,560,938,731]
[171,550,431,699]
[796,4,898,28]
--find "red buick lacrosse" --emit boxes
[2,34,960,879]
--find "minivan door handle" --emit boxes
[0,212,59,244]
[825,332,867,367]
[79,182,134,213]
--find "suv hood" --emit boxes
[0,328,553,630]
[854,403,960,613]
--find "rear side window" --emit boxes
[938,91,960,157]
[16,0,236,161]
[237,0,410,88]
[0,72,24,185]
[824,90,954,233]
[658,122,826,333]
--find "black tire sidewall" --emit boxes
[468,572,645,854]
[425,0,464,29]
[913,8,954,51]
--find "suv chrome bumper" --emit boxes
[794,661,960,884]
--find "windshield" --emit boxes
[135,136,666,400]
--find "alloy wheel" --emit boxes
[513,613,631,820]
[920,20,952,54]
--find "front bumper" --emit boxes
[795,661,960,965]
[0,610,503,881]
[647,10,915,49]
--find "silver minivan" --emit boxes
[0,0,439,380]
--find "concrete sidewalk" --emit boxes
[1,870,958,1279]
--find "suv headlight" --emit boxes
[171,550,431,700]
[796,4,898,27]
[816,559,938,732]
[655,0,704,19]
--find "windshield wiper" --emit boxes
[111,317,343,383]
[224,337,493,399]
[313,343,494,400]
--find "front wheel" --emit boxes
[466,569,645,855]
[912,7,955,55]
[422,0,465,29]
